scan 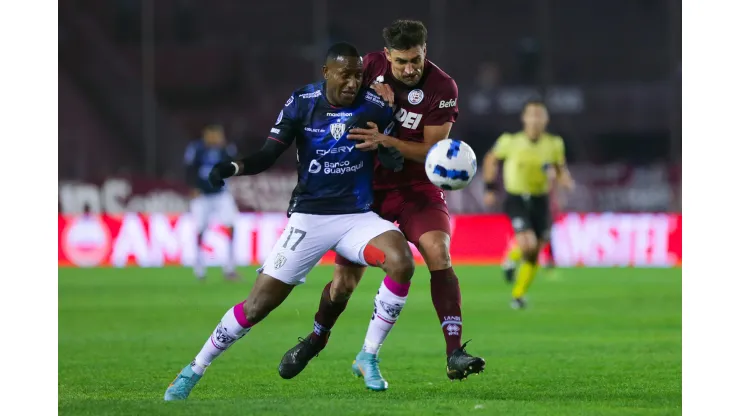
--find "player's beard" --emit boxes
[401,73,421,86]
[395,69,422,87]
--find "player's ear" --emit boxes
[322,65,328,80]
[384,47,391,62]
[423,44,427,56]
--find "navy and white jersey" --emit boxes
[184,140,238,194]
[271,81,395,216]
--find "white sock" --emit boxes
[361,280,408,355]
[191,304,252,375]
[194,237,205,276]
[223,238,235,273]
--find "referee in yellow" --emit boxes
[483,100,574,309]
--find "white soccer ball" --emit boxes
[425,139,477,190]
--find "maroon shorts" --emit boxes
[335,183,450,266]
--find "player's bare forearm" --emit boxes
[482,151,499,183]
[554,164,574,190]
[385,137,434,163]
[385,122,453,163]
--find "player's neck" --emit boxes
[326,96,342,108]
[324,91,341,108]
[524,129,542,141]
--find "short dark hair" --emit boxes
[325,42,360,64]
[204,123,224,132]
[522,99,547,112]
[382,20,427,51]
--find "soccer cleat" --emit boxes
[351,351,389,391]
[278,335,326,379]
[164,365,202,401]
[446,340,486,380]
[502,261,516,284]
[510,297,527,310]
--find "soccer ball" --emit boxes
[425,139,477,190]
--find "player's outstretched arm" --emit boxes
[553,163,575,191]
[483,149,500,185]
[482,134,509,207]
[348,122,453,164]
[552,137,575,191]
[481,151,500,207]
[387,123,453,163]
[207,138,289,189]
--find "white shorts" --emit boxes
[258,211,400,285]
[190,192,239,231]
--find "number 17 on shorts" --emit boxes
[258,212,400,286]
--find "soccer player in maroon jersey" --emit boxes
[279,20,485,390]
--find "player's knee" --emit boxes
[516,232,538,258]
[421,238,451,270]
[331,264,364,302]
[384,247,415,283]
[522,247,539,264]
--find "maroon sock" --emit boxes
[309,282,348,347]
[430,268,463,356]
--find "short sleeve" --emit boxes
[553,136,566,165]
[268,93,300,146]
[362,51,388,88]
[492,134,511,159]
[425,78,459,126]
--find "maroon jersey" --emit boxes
[362,51,459,190]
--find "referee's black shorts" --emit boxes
[503,193,552,240]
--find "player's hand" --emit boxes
[348,122,389,151]
[377,145,404,172]
[559,176,575,192]
[370,81,395,106]
[483,191,496,207]
[190,189,200,199]
[208,161,238,189]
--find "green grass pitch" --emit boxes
[59,266,681,415]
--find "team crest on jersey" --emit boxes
[408,89,424,105]
[275,110,284,125]
[330,123,346,140]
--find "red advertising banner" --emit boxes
[58,213,682,268]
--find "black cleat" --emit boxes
[510,297,526,310]
[503,266,516,284]
[278,334,327,379]
[446,340,486,380]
